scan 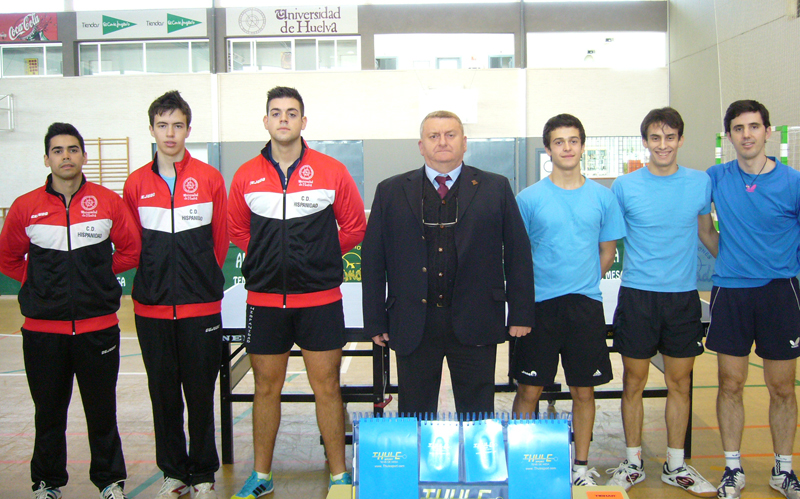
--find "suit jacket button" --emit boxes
[421,235,425,240]
[421,298,427,304]
[422,267,427,272]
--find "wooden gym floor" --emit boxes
[0,294,797,499]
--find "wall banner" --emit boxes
[0,13,58,42]
[226,6,358,37]
[76,9,207,40]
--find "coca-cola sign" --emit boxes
[0,13,59,42]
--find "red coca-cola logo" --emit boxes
[9,13,40,41]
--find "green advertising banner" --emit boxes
[604,239,624,280]
[223,243,363,290]
[0,273,20,295]
[0,243,363,297]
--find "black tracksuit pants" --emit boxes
[22,326,127,492]
[135,314,222,485]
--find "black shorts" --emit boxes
[706,278,800,360]
[612,287,704,359]
[245,300,346,355]
[512,294,612,387]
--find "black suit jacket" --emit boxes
[361,164,535,356]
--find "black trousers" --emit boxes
[395,306,497,417]
[135,314,222,485]
[22,326,127,491]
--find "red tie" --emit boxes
[435,175,451,199]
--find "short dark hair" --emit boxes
[543,114,585,149]
[45,122,85,154]
[148,90,192,127]
[640,107,684,139]
[724,99,770,134]
[266,86,304,116]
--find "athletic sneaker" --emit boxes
[33,482,62,499]
[717,467,745,499]
[155,477,188,499]
[192,482,217,499]
[329,472,352,489]
[660,462,716,497]
[605,460,646,490]
[770,467,800,499]
[573,467,601,486]
[100,482,128,499]
[231,472,273,499]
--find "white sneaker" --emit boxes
[33,482,62,499]
[100,482,128,499]
[156,477,189,499]
[717,467,745,499]
[606,459,646,490]
[770,467,800,499]
[573,467,601,486]
[660,462,716,497]
[191,482,216,499]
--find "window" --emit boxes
[228,37,360,72]
[79,40,209,75]
[147,42,190,73]
[1,43,62,77]
[375,57,397,70]
[102,43,144,74]
[256,40,291,70]
[489,55,514,68]
[436,57,461,69]
[295,39,316,71]
[229,41,252,71]
[374,33,514,70]
[527,32,666,69]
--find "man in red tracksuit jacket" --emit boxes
[0,122,140,499]
[228,86,366,498]
[123,91,228,499]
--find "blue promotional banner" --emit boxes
[355,414,572,499]
[462,419,508,483]
[507,418,572,499]
[356,416,419,499]
[419,420,460,483]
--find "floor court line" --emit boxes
[340,341,359,374]
[127,471,162,498]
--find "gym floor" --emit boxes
[0,294,795,499]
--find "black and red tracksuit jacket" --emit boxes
[0,175,140,334]
[228,140,366,308]
[123,150,228,320]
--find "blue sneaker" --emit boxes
[329,472,352,489]
[231,472,273,499]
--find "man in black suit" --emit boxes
[362,110,535,416]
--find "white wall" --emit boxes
[527,31,667,69]
[217,69,527,142]
[0,74,215,207]
[374,33,515,70]
[526,68,669,137]
[0,66,669,207]
[218,67,668,143]
[669,0,800,170]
